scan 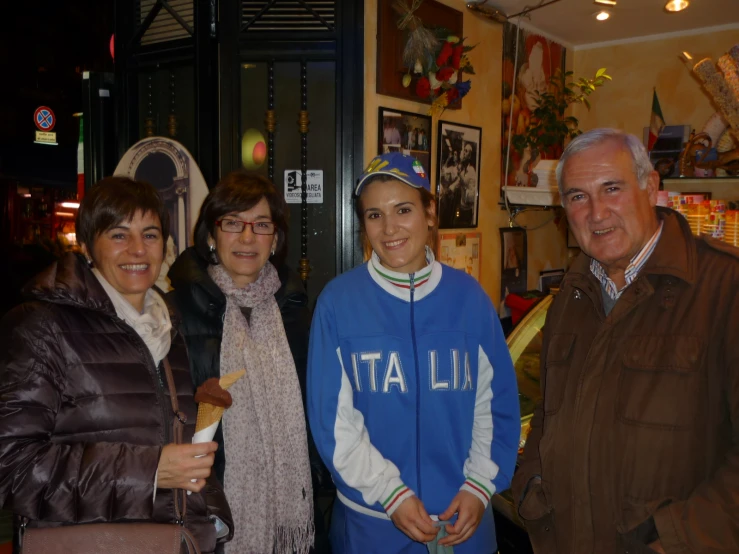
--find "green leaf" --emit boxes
[595,67,607,78]
[583,98,591,110]
[462,66,476,75]
[602,74,612,80]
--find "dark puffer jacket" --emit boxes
[0,253,232,553]
[166,247,317,483]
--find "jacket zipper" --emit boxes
[116,318,171,443]
[409,273,422,498]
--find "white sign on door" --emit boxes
[284,170,323,204]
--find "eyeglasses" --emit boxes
[215,218,276,235]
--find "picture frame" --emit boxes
[499,227,528,306]
[437,120,482,229]
[378,107,433,175]
[438,232,482,282]
[376,0,463,107]
[501,22,566,194]
[539,269,565,293]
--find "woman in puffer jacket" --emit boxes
[0,177,233,553]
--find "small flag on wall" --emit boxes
[75,113,84,200]
[647,89,665,152]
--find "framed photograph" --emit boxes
[539,269,565,293]
[437,121,482,229]
[500,227,528,306]
[438,232,482,282]
[378,107,432,176]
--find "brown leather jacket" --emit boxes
[512,208,739,554]
[0,253,233,553]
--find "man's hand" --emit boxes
[437,490,485,546]
[649,539,666,553]
[390,496,437,543]
[157,441,218,493]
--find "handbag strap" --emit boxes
[161,357,188,525]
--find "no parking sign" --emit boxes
[34,106,55,131]
[33,106,58,145]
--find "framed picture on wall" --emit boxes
[499,227,528,308]
[378,107,432,176]
[437,121,482,229]
[501,22,566,194]
[438,232,482,282]
[376,0,463,106]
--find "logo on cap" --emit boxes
[412,159,426,179]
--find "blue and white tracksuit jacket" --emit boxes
[307,252,520,554]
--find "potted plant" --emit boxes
[508,68,611,184]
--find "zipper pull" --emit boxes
[410,273,415,293]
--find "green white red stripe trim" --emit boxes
[461,477,494,507]
[382,485,414,515]
[373,266,433,290]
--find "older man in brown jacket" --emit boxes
[512,128,739,554]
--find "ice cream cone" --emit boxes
[193,370,246,433]
[195,403,225,433]
[219,369,246,391]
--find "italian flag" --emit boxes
[76,113,84,200]
[647,90,665,152]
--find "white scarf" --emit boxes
[92,268,172,366]
[208,262,314,554]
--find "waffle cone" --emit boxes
[219,369,246,390]
[195,403,225,433]
[193,370,245,433]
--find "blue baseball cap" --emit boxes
[355,152,431,196]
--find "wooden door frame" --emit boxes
[219,0,365,276]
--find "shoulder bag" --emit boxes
[20,357,202,554]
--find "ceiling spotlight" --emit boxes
[595,10,610,20]
[665,0,689,12]
[682,51,693,60]
[594,0,617,5]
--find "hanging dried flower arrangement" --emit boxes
[393,0,476,117]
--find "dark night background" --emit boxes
[0,0,114,187]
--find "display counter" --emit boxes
[491,294,552,529]
[663,177,739,201]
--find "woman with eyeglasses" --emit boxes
[167,171,316,554]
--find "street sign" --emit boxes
[284,170,324,204]
[34,131,58,145]
[34,106,56,131]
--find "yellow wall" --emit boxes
[364,0,568,307]
[571,28,739,137]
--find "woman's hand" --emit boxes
[157,442,218,492]
[437,490,485,546]
[390,496,438,543]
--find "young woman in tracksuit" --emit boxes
[307,152,520,553]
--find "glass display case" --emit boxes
[491,294,553,528]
